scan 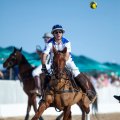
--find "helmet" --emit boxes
[51,24,65,34]
[42,32,53,38]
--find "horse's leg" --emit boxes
[86,113,90,120]
[56,112,64,120]
[77,101,85,120]
[25,97,31,120]
[31,101,51,120]
[63,106,71,120]
[32,95,37,112]
[81,107,86,120]
[68,111,72,120]
[32,95,44,120]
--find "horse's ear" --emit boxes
[13,47,17,52]
[62,47,67,54]
[19,47,22,52]
[53,46,57,54]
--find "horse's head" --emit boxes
[52,47,67,79]
[3,47,22,69]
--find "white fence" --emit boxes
[0,80,120,117]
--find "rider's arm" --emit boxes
[42,42,52,65]
[65,41,71,61]
[65,52,70,61]
[42,53,48,65]
[36,50,43,59]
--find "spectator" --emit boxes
[0,70,4,79]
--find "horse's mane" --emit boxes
[20,52,34,69]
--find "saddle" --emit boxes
[51,67,81,92]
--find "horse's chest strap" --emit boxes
[55,89,80,94]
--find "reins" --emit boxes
[50,66,81,93]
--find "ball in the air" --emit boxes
[90,1,97,9]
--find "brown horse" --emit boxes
[31,47,97,120]
[3,47,97,120]
[3,47,43,120]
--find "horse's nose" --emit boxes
[9,61,13,66]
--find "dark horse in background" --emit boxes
[3,47,43,120]
[3,47,98,120]
[31,47,98,120]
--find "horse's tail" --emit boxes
[92,95,98,114]
[91,85,99,120]
[86,75,98,115]
[91,95,99,120]
[90,80,98,114]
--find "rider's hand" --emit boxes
[41,64,47,73]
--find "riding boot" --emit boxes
[44,75,51,89]
[74,73,96,103]
[30,76,41,96]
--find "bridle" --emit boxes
[52,64,68,80]
[52,51,68,80]
[7,52,22,69]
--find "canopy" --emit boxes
[72,55,111,72]
[0,46,41,66]
[104,63,120,76]
[0,46,120,75]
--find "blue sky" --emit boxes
[0,0,120,63]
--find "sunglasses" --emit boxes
[44,37,51,39]
[54,31,63,34]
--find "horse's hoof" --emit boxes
[31,116,38,120]
[39,117,44,120]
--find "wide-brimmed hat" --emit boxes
[42,32,53,38]
[51,24,65,34]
